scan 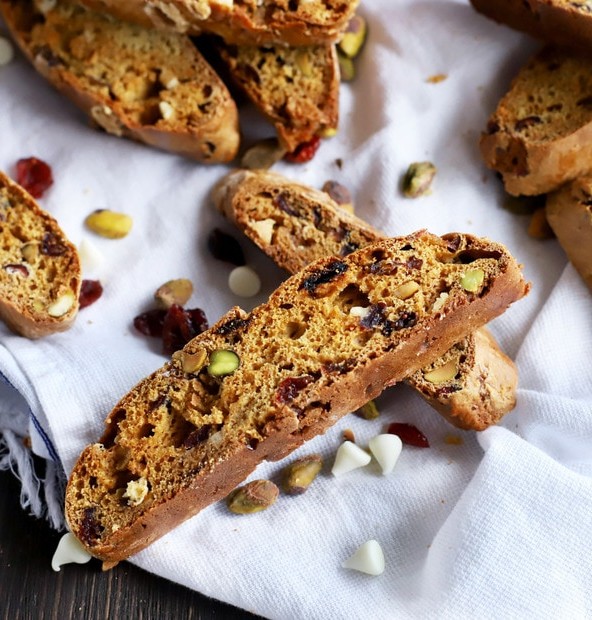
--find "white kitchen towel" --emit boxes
[1,1,591,618]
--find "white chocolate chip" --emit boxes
[342,540,385,576]
[432,292,449,313]
[78,238,104,275]
[368,434,403,475]
[0,36,14,66]
[331,441,371,477]
[159,100,175,120]
[123,477,149,506]
[51,533,92,572]
[249,218,275,245]
[228,265,261,298]
[349,306,370,318]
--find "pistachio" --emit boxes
[85,209,133,239]
[318,126,338,139]
[207,349,240,376]
[402,162,437,198]
[226,479,279,514]
[249,218,275,245]
[21,242,40,264]
[282,454,323,495]
[173,348,207,374]
[47,291,76,317]
[423,358,458,384]
[394,281,420,300]
[337,15,368,59]
[460,268,485,293]
[295,49,314,76]
[241,138,287,170]
[154,278,193,309]
[356,399,380,420]
[338,52,356,82]
[322,180,352,207]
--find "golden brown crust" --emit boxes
[213,169,520,430]
[480,46,592,196]
[0,171,81,338]
[546,176,592,292]
[66,232,528,563]
[76,0,360,46]
[0,0,240,163]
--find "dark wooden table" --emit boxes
[0,464,261,619]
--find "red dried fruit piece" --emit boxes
[284,136,321,163]
[133,308,167,337]
[387,422,430,448]
[161,304,209,355]
[276,375,315,404]
[15,157,54,198]
[79,280,103,309]
[207,228,245,266]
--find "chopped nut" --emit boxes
[393,281,420,300]
[444,434,464,446]
[423,358,458,384]
[402,162,437,198]
[528,207,555,239]
[47,292,76,317]
[426,74,447,84]
[159,101,175,121]
[338,52,356,82]
[85,209,133,239]
[228,265,261,298]
[241,138,287,170]
[322,180,352,208]
[432,292,449,313]
[356,399,380,420]
[207,349,240,376]
[21,242,40,264]
[368,434,403,475]
[342,539,385,576]
[460,269,485,293]
[173,348,207,374]
[226,479,279,514]
[338,15,368,59]
[122,477,149,506]
[295,49,314,76]
[154,278,193,309]
[249,218,275,245]
[282,454,323,495]
[319,126,338,139]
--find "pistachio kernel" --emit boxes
[423,358,458,384]
[173,348,207,374]
[85,209,133,239]
[338,52,356,82]
[460,269,485,293]
[154,278,193,309]
[207,349,240,377]
[337,15,368,59]
[402,162,437,198]
[356,399,380,420]
[282,454,323,495]
[240,138,287,170]
[226,479,279,514]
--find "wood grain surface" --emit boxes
[0,463,261,620]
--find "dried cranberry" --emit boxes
[387,423,430,448]
[360,303,389,330]
[161,304,208,355]
[3,264,29,276]
[15,157,54,198]
[79,507,103,545]
[284,136,321,163]
[274,191,300,216]
[79,280,103,309]
[133,308,167,337]
[392,311,417,331]
[207,228,245,266]
[41,231,67,256]
[276,375,315,404]
[300,260,348,294]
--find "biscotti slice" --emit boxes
[0,0,239,163]
[480,46,592,196]
[213,169,518,430]
[0,171,81,338]
[546,176,592,293]
[66,232,528,563]
[76,0,359,47]
[215,42,339,152]
[471,0,592,52]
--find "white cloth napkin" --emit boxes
[1,1,591,617]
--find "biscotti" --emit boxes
[546,176,592,293]
[0,0,240,163]
[0,171,81,338]
[75,0,360,47]
[480,46,592,196]
[213,169,518,430]
[66,231,528,563]
[215,42,339,152]
[471,0,592,52]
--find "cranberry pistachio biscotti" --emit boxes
[0,171,81,338]
[213,169,519,430]
[0,0,240,163]
[66,232,528,563]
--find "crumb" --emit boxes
[335,158,343,169]
[426,73,447,84]
[343,428,355,443]
[444,434,463,446]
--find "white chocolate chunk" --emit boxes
[0,36,14,66]
[349,306,370,318]
[51,532,92,571]
[249,218,275,245]
[331,441,371,477]
[228,265,261,298]
[123,477,149,506]
[342,539,385,576]
[159,101,175,121]
[368,434,403,475]
[78,238,104,275]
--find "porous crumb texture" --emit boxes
[0,171,81,338]
[0,0,239,162]
[214,170,519,430]
[77,0,360,46]
[66,231,527,561]
[480,46,592,195]
[217,42,339,151]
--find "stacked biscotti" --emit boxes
[473,6,592,293]
[0,0,354,160]
[65,230,528,564]
[213,169,519,431]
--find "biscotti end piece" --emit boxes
[216,43,340,152]
[0,171,81,338]
[480,46,592,196]
[77,0,360,47]
[546,176,592,293]
[0,0,240,163]
[407,328,518,431]
[66,231,528,563]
